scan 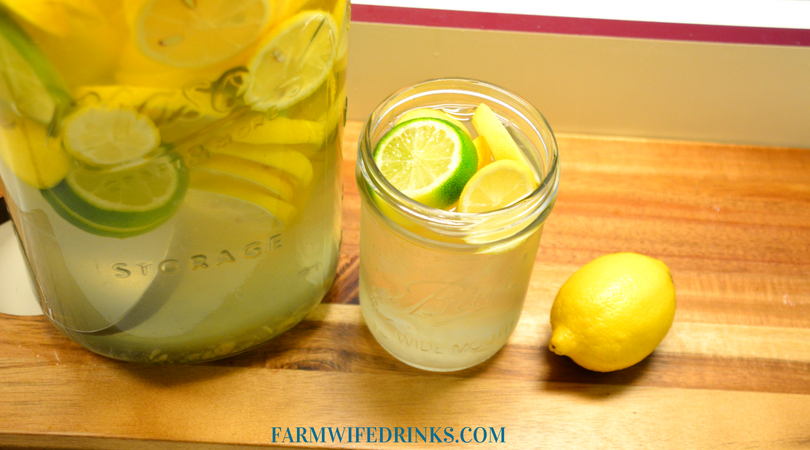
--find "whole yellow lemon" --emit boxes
[549,252,676,372]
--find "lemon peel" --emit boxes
[0,114,69,189]
[472,135,493,171]
[207,142,313,186]
[194,154,295,202]
[233,117,324,145]
[472,103,527,165]
[189,169,296,224]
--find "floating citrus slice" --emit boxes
[134,0,272,68]
[189,169,296,224]
[373,118,477,209]
[207,142,313,186]
[194,154,295,202]
[234,116,324,145]
[0,11,70,124]
[457,159,537,213]
[242,11,337,111]
[62,105,161,167]
[43,155,188,238]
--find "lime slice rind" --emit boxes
[42,155,189,238]
[373,117,477,209]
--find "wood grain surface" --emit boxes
[1,121,809,449]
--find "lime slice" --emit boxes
[0,11,70,124]
[242,11,337,111]
[471,103,527,165]
[62,105,161,167]
[42,155,189,238]
[134,0,272,68]
[0,113,69,188]
[373,118,478,210]
[458,159,537,213]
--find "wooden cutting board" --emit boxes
[1,121,808,449]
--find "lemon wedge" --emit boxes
[472,136,493,170]
[472,103,527,164]
[0,114,69,189]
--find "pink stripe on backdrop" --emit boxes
[352,4,810,47]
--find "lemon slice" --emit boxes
[134,0,272,68]
[42,155,188,237]
[233,116,324,145]
[242,11,337,111]
[374,118,478,210]
[194,154,295,202]
[207,142,313,186]
[0,11,70,124]
[189,169,296,224]
[472,103,527,165]
[458,159,537,213]
[62,105,161,167]
[0,113,69,189]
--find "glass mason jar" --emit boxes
[356,79,560,371]
[0,0,349,363]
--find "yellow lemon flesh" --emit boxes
[0,113,69,189]
[134,0,272,69]
[457,159,536,213]
[549,252,676,372]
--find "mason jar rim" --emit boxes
[356,78,560,249]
